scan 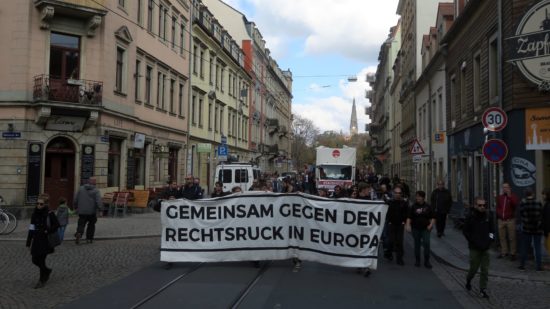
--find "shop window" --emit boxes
[108,139,122,187]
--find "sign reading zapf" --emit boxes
[506,1,550,90]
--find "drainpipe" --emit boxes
[185,1,195,178]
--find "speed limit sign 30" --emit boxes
[482,107,508,132]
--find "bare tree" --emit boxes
[291,114,319,169]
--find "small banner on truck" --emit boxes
[160,192,387,269]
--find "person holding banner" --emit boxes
[211,182,228,197]
[406,191,435,269]
[384,186,409,265]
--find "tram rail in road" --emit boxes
[130,261,273,309]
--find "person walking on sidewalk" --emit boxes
[55,197,69,242]
[518,187,544,271]
[406,191,435,269]
[26,197,60,289]
[384,186,409,265]
[496,182,519,260]
[430,180,453,238]
[73,177,102,244]
[463,197,494,299]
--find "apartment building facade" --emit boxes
[368,24,401,176]
[413,3,454,195]
[0,0,191,208]
[202,0,293,174]
[441,0,550,207]
[188,0,251,193]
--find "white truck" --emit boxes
[315,146,356,192]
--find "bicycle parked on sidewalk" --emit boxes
[0,195,17,235]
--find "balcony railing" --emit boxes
[33,74,103,105]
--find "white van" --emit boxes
[214,162,262,193]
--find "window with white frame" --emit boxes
[489,34,499,102]
[157,72,165,109]
[460,65,467,118]
[145,65,152,104]
[198,97,203,127]
[171,16,176,49]
[147,0,154,32]
[178,82,184,117]
[192,94,197,125]
[180,18,187,55]
[450,74,456,123]
[199,49,204,78]
[115,46,126,93]
[137,0,142,25]
[473,51,481,111]
[135,59,141,102]
[208,100,213,130]
[170,78,175,114]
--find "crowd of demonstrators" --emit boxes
[26,196,60,289]
[430,180,453,238]
[73,177,102,244]
[463,196,493,298]
[496,182,519,260]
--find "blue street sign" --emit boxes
[221,135,227,144]
[218,144,228,161]
[483,139,508,164]
[2,132,21,138]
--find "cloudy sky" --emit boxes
[221,0,400,134]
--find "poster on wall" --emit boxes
[81,145,95,184]
[525,107,550,150]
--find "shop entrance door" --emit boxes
[44,137,75,209]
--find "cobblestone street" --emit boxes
[0,238,159,309]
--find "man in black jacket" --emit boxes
[384,186,409,265]
[463,197,494,298]
[430,180,453,237]
[406,191,435,269]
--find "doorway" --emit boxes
[44,137,76,209]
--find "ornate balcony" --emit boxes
[33,74,103,105]
[34,0,106,36]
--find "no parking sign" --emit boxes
[482,139,508,164]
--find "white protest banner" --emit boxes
[160,192,387,269]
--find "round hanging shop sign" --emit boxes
[506,1,550,90]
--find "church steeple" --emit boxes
[350,98,358,136]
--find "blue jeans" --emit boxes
[412,228,431,262]
[520,233,542,269]
[58,225,66,242]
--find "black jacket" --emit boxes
[408,202,435,230]
[463,210,494,251]
[26,207,60,256]
[430,188,453,214]
[386,199,409,225]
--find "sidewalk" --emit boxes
[0,211,162,242]
[429,223,550,283]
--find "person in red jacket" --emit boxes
[496,182,519,260]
